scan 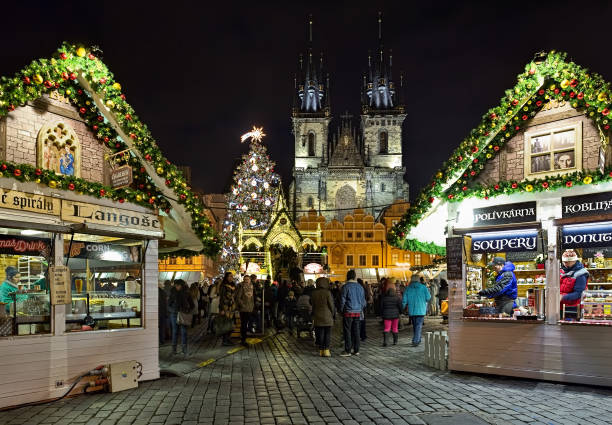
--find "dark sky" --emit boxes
[2,1,612,197]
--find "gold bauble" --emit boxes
[48,180,57,188]
[65,89,71,95]
[136,194,143,202]
[436,172,443,179]
[560,79,570,89]
[33,74,43,84]
[76,47,86,57]
[112,82,121,90]
[35,178,41,184]
[106,100,115,108]
[156,167,164,174]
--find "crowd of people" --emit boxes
[157,269,449,358]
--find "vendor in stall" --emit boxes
[478,257,517,315]
[560,249,589,317]
[0,266,24,312]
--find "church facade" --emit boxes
[288,17,409,221]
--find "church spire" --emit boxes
[293,15,330,117]
[362,12,403,114]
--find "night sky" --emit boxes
[2,1,612,198]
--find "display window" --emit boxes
[65,233,144,331]
[0,227,52,337]
[462,229,545,321]
[559,222,612,324]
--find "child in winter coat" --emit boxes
[380,282,402,346]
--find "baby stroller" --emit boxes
[294,306,313,339]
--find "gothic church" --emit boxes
[288,16,409,221]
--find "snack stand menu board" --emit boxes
[446,237,464,280]
[50,265,71,305]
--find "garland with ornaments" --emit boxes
[389,51,612,255]
[0,43,220,257]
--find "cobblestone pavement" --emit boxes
[2,317,612,425]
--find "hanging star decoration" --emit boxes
[240,126,266,143]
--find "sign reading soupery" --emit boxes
[61,200,161,232]
[470,230,538,253]
[562,191,612,218]
[562,224,612,248]
[472,202,536,226]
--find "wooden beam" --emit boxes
[553,214,612,227]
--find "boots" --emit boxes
[319,349,324,357]
[392,332,398,345]
[323,349,331,357]
[382,332,388,347]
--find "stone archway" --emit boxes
[335,185,356,221]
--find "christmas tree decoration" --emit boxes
[220,127,280,273]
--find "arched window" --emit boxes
[308,132,315,156]
[379,131,388,154]
[307,196,314,208]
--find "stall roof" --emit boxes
[0,43,220,256]
[389,51,612,254]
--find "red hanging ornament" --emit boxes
[125,113,132,120]
[470,171,476,176]
[13,169,21,177]
[145,154,152,161]
[60,52,68,60]
[99,78,107,84]
[149,198,155,204]
[473,158,478,163]
[522,115,528,120]
[578,92,584,100]
[511,182,518,189]
[538,89,545,95]
[88,53,95,60]
[570,79,578,87]
[23,76,31,85]
[494,185,500,190]
[7,105,15,112]
[512,99,519,106]
[471,146,479,153]
[99,189,106,196]
[457,156,463,162]
[566,181,573,187]
[61,72,69,80]
[69,73,77,80]
[462,186,468,191]
[180,194,187,200]
[92,125,98,131]
[79,107,86,114]
[68,183,75,191]
[119,198,125,203]
[603,108,610,116]
[1,164,7,171]
[447,194,454,200]
[428,197,435,203]
[35,168,42,176]
[542,181,549,189]
[97,115,104,122]
[129,133,136,139]
[493,146,500,151]
[120,94,126,101]
[103,136,109,142]
[43,80,53,88]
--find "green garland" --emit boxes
[0,43,220,257]
[389,51,612,255]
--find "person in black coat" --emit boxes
[380,285,402,347]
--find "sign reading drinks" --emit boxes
[470,230,538,253]
[562,224,612,248]
[0,189,60,216]
[111,165,133,189]
[61,200,161,232]
[472,202,536,226]
[562,191,612,218]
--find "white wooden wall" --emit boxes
[449,320,612,387]
[0,239,159,408]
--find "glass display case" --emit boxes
[3,292,51,336]
[582,289,612,321]
[66,291,141,330]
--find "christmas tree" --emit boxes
[220,127,280,273]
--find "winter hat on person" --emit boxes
[562,249,579,262]
[288,291,295,298]
[488,257,506,267]
[5,266,18,280]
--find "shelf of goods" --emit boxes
[582,290,612,321]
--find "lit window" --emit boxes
[359,255,367,266]
[372,255,379,266]
[347,232,353,239]
[525,124,582,177]
[414,253,422,265]
[365,232,373,239]
[356,232,362,239]
[403,253,410,262]
[392,254,398,264]
[347,255,354,266]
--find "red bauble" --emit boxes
[536,101,542,107]
[43,80,53,88]
[7,105,14,112]
[463,173,468,178]
[139,167,145,173]
[92,125,98,131]
[180,194,187,200]
[79,107,87,114]
[484,196,489,200]
[77,89,83,95]
[605,125,610,130]
[529,68,536,75]
[99,78,107,84]
[149,198,155,204]
[493,146,500,151]
[88,53,95,60]
[512,99,519,106]
[490,113,497,119]
[68,183,75,191]
[1,164,7,171]
[428,197,435,203]
[145,154,152,161]
[494,185,500,190]
[570,79,578,87]
[165,179,171,186]
[470,171,476,176]
[603,108,610,116]
[522,115,528,121]
[129,133,136,139]
[115,143,121,148]
[554,88,560,94]
[13,169,21,177]
[99,189,106,196]
[120,94,126,100]
[23,76,31,85]
[447,194,454,200]
[578,92,584,100]
[35,168,42,176]
[471,146,479,153]
[60,52,67,60]
[165,208,170,214]
[538,89,545,95]
[61,72,69,80]
[542,182,549,188]
[511,183,518,189]
[462,186,468,191]
[473,159,478,163]
[125,113,132,120]
[119,198,125,203]
[104,137,109,142]
[569,92,575,98]
[138,183,145,189]
[561,91,566,97]
[457,156,463,162]
[566,181,573,187]
[69,73,77,80]
[515,125,520,131]
[97,115,104,122]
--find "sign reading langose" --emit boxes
[562,191,612,218]
[472,202,536,226]
[50,265,71,305]
[61,200,162,232]
[0,188,60,216]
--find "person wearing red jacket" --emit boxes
[560,249,589,319]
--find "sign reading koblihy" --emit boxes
[470,230,538,253]
[562,224,612,248]
[472,202,536,226]
[562,191,612,218]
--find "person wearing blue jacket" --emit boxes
[402,274,431,346]
[339,269,366,356]
[478,257,517,315]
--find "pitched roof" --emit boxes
[388,51,612,254]
[0,43,219,256]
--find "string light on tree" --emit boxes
[220,126,280,273]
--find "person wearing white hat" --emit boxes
[560,249,589,317]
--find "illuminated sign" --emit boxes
[470,230,538,253]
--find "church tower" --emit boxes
[290,17,331,217]
[361,13,406,170]
[292,16,331,170]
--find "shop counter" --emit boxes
[463,317,544,323]
[558,320,612,326]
